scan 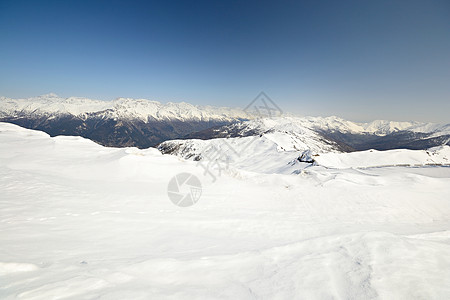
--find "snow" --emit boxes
[156,117,349,171]
[157,124,344,175]
[160,135,311,175]
[1,122,450,299]
[159,118,450,174]
[315,146,450,169]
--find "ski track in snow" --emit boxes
[1,122,450,299]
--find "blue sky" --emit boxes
[0,0,449,122]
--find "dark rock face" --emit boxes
[0,114,235,148]
[183,123,262,139]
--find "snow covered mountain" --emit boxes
[297,116,450,151]
[0,94,252,148]
[183,116,450,151]
[297,116,449,135]
[2,122,450,299]
[0,93,252,122]
[158,117,450,173]
[158,118,353,174]
[1,94,449,150]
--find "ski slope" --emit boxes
[159,134,450,175]
[1,122,450,299]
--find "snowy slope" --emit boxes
[184,115,450,153]
[1,123,450,299]
[314,146,450,169]
[158,117,352,174]
[159,137,450,174]
[159,116,450,174]
[159,135,311,175]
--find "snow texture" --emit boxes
[1,122,450,299]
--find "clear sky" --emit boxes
[0,0,449,123]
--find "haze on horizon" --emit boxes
[0,0,449,123]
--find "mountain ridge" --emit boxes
[0,94,252,122]
[1,94,449,150]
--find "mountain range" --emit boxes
[0,94,250,148]
[1,94,449,152]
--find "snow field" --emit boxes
[1,123,450,299]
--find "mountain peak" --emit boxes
[38,93,59,98]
